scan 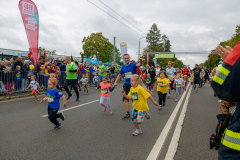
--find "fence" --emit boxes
[0,70,123,95]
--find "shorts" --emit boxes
[98,75,103,81]
[132,108,144,124]
[123,84,131,102]
[110,73,116,79]
[191,82,194,85]
[64,79,77,87]
[194,77,200,84]
[32,90,38,94]
[204,76,209,81]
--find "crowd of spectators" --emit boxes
[0,52,123,95]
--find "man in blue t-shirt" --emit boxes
[192,64,203,93]
[113,54,143,119]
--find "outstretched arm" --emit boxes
[121,90,132,100]
[109,87,115,92]
[149,96,159,106]
[62,95,67,108]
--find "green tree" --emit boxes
[162,34,171,52]
[82,32,113,62]
[146,23,163,48]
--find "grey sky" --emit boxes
[0,0,240,68]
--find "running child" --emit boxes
[183,75,188,90]
[50,73,62,91]
[96,76,115,114]
[93,73,99,87]
[173,73,185,102]
[190,76,194,86]
[80,74,89,93]
[26,75,41,101]
[157,71,169,110]
[40,78,66,130]
[121,74,158,136]
[146,73,152,91]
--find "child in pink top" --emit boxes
[96,76,115,114]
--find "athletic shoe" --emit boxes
[132,129,142,136]
[196,90,198,93]
[109,110,113,115]
[209,85,211,87]
[76,97,79,102]
[103,105,107,112]
[122,113,130,119]
[34,98,39,101]
[167,95,170,99]
[53,123,61,130]
[67,94,72,100]
[59,112,65,121]
[193,87,196,90]
[159,105,162,111]
[163,103,165,106]
[203,83,205,86]
[175,99,178,102]
[145,111,150,120]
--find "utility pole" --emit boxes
[113,37,116,64]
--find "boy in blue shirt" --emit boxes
[40,78,67,130]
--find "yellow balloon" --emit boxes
[29,65,34,70]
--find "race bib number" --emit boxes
[131,92,138,100]
[158,81,163,87]
[176,84,181,88]
[168,75,172,79]
[125,72,132,79]
[82,81,85,85]
[47,95,54,103]
[101,88,108,94]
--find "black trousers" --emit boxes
[48,106,60,125]
[158,91,167,105]
[64,79,79,98]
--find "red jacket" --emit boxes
[136,68,142,75]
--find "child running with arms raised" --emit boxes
[40,78,66,130]
[121,74,158,136]
[96,76,115,114]
[26,75,41,101]
[157,71,169,110]
[173,73,185,102]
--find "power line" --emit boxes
[98,0,146,36]
[86,0,145,38]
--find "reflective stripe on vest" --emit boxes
[213,66,230,85]
[221,128,240,151]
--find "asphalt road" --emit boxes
[0,82,221,160]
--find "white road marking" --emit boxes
[164,85,192,160]
[41,100,99,117]
[146,83,190,160]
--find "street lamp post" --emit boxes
[80,52,84,63]
[138,37,146,59]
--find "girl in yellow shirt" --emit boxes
[121,74,158,136]
[157,71,169,110]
